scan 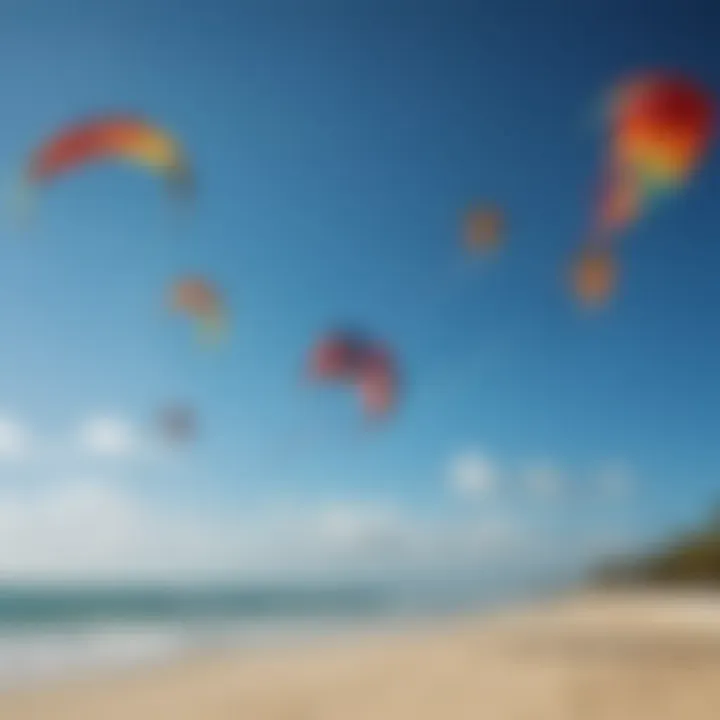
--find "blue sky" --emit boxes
[0,0,717,581]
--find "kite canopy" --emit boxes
[464,205,505,251]
[571,248,616,307]
[610,74,715,185]
[24,114,192,198]
[170,276,227,344]
[597,72,715,238]
[574,71,715,306]
[159,405,196,444]
[308,330,398,419]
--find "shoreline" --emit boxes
[0,584,548,693]
[1,591,719,719]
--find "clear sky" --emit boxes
[0,0,717,582]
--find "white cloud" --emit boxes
[0,479,245,582]
[0,479,140,579]
[525,463,563,498]
[318,503,404,548]
[78,416,136,458]
[0,481,528,584]
[0,415,30,461]
[447,450,497,498]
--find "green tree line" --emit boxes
[596,505,720,587]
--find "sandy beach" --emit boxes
[0,592,719,719]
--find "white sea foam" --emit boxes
[0,617,401,690]
[0,623,190,689]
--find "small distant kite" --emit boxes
[307,330,399,419]
[159,405,196,444]
[464,205,505,252]
[573,71,716,306]
[19,114,192,217]
[571,247,616,307]
[169,276,227,344]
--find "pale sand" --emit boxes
[1,592,720,719]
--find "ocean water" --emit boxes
[0,583,398,689]
[0,577,565,688]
